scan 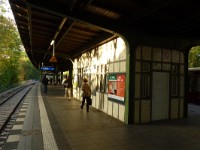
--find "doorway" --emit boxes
[152,72,169,121]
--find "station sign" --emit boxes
[40,66,55,71]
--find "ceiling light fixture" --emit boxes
[49,40,57,63]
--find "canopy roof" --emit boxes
[9,0,200,70]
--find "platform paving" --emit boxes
[4,83,200,150]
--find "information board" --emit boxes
[108,73,126,103]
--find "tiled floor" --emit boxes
[4,83,200,150]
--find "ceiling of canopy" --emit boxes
[9,0,200,70]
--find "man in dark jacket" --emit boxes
[42,76,48,93]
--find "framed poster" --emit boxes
[108,73,126,103]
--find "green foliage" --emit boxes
[188,46,200,68]
[0,11,40,91]
[0,15,22,89]
[20,53,40,81]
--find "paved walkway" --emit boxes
[4,83,200,150]
[43,84,200,150]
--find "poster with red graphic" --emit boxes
[108,73,126,102]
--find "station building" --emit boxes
[9,0,195,125]
[70,36,186,124]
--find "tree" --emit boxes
[0,0,40,91]
[0,1,22,88]
[0,13,22,88]
[188,46,200,68]
[19,52,40,81]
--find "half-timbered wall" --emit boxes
[73,37,127,122]
[134,46,185,123]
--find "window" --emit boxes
[104,74,109,93]
[100,74,104,92]
[171,64,179,96]
[96,74,100,91]
[197,76,200,92]
[171,75,178,96]
[141,62,151,98]
[78,68,82,88]
[141,74,150,98]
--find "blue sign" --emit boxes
[41,66,55,71]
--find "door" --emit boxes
[152,72,169,121]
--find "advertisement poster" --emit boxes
[108,73,126,103]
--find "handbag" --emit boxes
[88,97,92,105]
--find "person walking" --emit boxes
[42,75,48,93]
[66,76,72,100]
[80,78,91,112]
[62,75,72,100]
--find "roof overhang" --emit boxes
[9,0,200,70]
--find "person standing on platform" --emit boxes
[62,75,72,101]
[50,78,53,84]
[42,75,48,93]
[80,78,92,112]
[66,76,72,100]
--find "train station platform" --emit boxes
[3,83,200,150]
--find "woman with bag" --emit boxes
[80,78,92,112]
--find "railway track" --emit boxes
[188,103,200,115]
[0,82,36,149]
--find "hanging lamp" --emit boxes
[49,40,58,63]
